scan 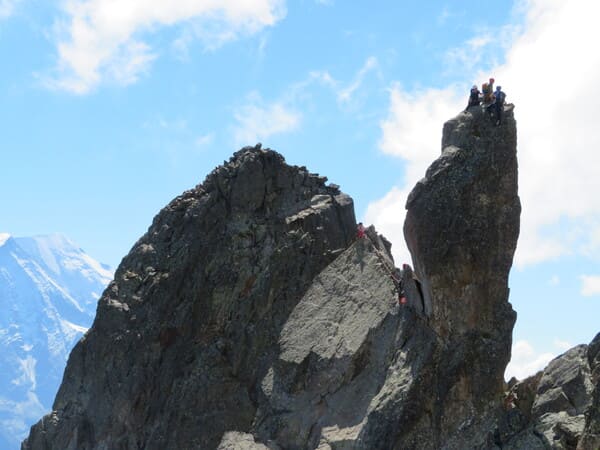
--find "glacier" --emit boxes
[0,233,111,449]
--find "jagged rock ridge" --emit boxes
[501,332,600,449]
[23,107,599,449]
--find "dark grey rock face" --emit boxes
[401,105,520,446]
[28,106,589,450]
[405,105,520,341]
[23,146,358,450]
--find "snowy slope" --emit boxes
[0,234,112,449]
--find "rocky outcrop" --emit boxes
[400,104,520,446]
[579,332,600,449]
[497,333,600,450]
[405,105,520,340]
[23,106,536,449]
[23,146,358,450]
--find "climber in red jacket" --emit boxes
[356,222,366,239]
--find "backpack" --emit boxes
[496,91,506,105]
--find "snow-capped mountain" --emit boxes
[0,233,112,449]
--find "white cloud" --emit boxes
[580,274,600,297]
[548,275,560,286]
[49,0,286,93]
[307,56,380,107]
[443,33,493,74]
[367,0,600,268]
[553,338,572,351]
[364,85,463,264]
[505,339,555,380]
[337,56,379,104]
[195,132,214,147]
[229,57,378,149]
[233,92,300,146]
[365,186,412,266]
[0,0,19,18]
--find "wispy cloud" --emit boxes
[229,57,380,147]
[0,0,19,18]
[437,6,452,25]
[10,356,37,390]
[194,132,214,148]
[337,56,379,103]
[47,0,286,94]
[443,33,493,74]
[233,92,301,146]
[436,6,467,26]
[580,274,600,297]
[366,0,600,268]
[308,56,379,106]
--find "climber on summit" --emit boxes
[494,86,506,126]
[487,78,495,102]
[465,85,481,110]
[482,78,495,104]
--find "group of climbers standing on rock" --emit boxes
[465,77,507,126]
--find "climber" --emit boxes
[488,78,496,103]
[503,391,518,410]
[465,85,481,110]
[391,268,407,305]
[482,78,495,104]
[356,222,366,239]
[494,86,506,125]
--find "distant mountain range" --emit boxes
[0,233,111,449]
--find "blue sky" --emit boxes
[1,0,598,379]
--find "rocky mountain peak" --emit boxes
[23,107,600,449]
[401,106,521,435]
[405,105,520,339]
